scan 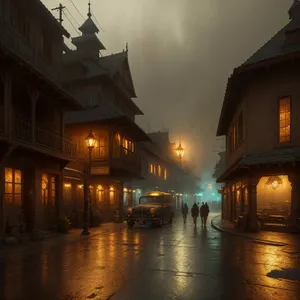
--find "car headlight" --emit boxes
[150,208,156,215]
[127,208,132,215]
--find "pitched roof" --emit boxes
[241,18,300,68]
[239,148,300,166]
[35,0,70,38]
[78,17,99,34]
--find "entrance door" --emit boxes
[41,173,57,230]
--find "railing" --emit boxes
[112,142,140,165]
[12,114,76,159]
[13,113,32,142]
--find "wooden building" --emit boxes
[0,0,82,235]
[128,132,200,210]
[61,10,149,224]
[217,2,300,232]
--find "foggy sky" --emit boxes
[42,0,292,177]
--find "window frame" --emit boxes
[278,96,292,145]
[4,168,23,205]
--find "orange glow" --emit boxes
[257,175,291,215]
[64,183,72,188]
[109,186,115,205]
[279,97,291,144]
[158,165,162,176]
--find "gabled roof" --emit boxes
[72,34,106,50]
[217,8,300,136]
[241,17,300,68]
[79,17,99,34]
[99,52,137,97]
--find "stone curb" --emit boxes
[211,215,289,246]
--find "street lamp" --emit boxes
[82,130,96,235]
[176,142,184,164]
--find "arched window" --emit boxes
[109,186,115,206]
[97,185,104,202]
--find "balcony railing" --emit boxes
[93,146,109,160]
[13,114,76,159]
[112,142,140,165]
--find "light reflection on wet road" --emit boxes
[0,214,300,300]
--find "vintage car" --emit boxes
[126,191,174,227]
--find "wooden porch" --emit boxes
[0,107,76,160]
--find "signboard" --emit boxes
[91,166,110,175]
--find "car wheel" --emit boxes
[127,220,134,227]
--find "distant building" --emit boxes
[212,151,226,180]
[0,0,81,234]
[216,2,300,232]
[61,8,149,224]
[128,131,200,209]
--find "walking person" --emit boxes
[191,203,199,226]
[200,203,205,226]
[203,202,210,227]
[182,203,188,224]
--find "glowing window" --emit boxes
[63,183,72,203]
[5,168,22,205]
[115,133,121,144]
[279,97,291,143]
[97,185,104,202]
[149,164,153,174]
[164,169,167,180]
[158,165,162,177]
[109,186,115,206]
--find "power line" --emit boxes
[91,9,105,32]
[68,0,85,20]
[63,11,80,35]
[65,7,80,27]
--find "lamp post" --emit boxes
[81,130,96,235]
[176,142,184,165]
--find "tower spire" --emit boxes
[88,0,92,18]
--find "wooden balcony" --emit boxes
[11,113,76,160]
[91,142,141,178]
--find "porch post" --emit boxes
[227,185,232,221]
[240,186,245,215]
[232,183,237,220]
[288,172,300,228]
[119,182,124,222]
[246,176,260,232]
[28,89,39,144]
[4,71,12,141]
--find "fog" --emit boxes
[42,0,292,176]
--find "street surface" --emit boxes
[1,213,300,300]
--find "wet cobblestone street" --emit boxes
[1,214,300,300]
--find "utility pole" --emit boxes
[52,3,66,25]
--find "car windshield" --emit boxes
[139,196,163,205]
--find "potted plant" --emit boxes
[59,216,71,233]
